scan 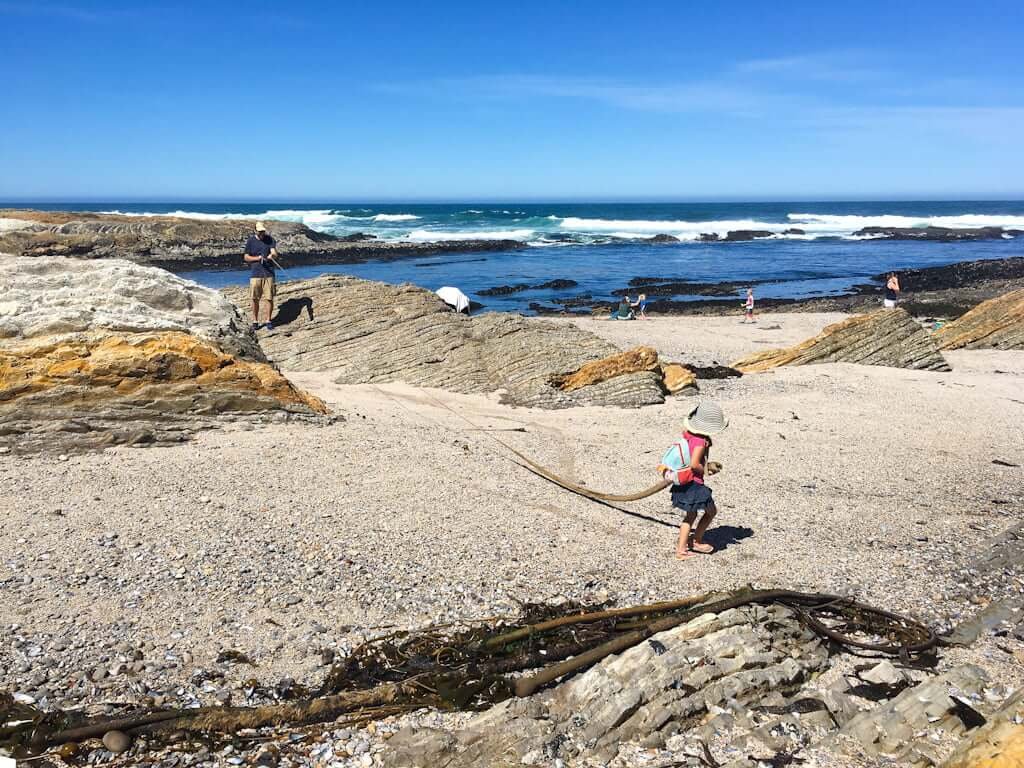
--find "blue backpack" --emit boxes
[660,437,693,476]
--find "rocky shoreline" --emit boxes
[533,255,1024,318]
[0,209,526,272]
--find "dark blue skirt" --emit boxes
[671,482,714,513]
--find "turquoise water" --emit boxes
[14,201,1024,312]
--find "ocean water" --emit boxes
[16,201,1024,312]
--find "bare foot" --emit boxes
[675,549,695,560]
[691,541,715,554]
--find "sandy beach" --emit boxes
[4,311,1022,745]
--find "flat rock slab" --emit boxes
[224,275,667,409]
[935,288,1024,350]
[835,665,989,762]
[384,604,828,767]
[732,308,951,372]
[0,257,326,453]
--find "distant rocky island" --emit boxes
[0,209,526,271]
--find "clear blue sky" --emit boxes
[2,0,1022,201]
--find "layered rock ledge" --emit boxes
[935,288,1024,350]
[0,257,327,453]
[733,308,951,373]
[223,276,669,408]
[0,210,526,272]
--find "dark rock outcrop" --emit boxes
[0,258,327,454]
[724,229,775,241]
[733,308,951,372]
[648,233,680,243]
[935,288,1024,350]
[869,256,1024,292]
[854,225,1020,241]
[223,276,667,409]
[614,280,749,297]
[478,279,578,296]
[699,230,776,241]
[0,209,526,272]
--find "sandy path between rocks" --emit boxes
[2,312,1022,716]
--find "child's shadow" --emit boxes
[703,525,754,552]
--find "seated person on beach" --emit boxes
[658,401,728,560]
[613,297,635,320]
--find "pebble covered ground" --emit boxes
[2,314,1022,767]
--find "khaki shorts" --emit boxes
[250,277,276,302]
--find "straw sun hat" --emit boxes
[684,401,729,436]
[254,221,267,232]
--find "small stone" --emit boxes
[860,660,903,686]
[102,730,131,753]
[58,454,69,462]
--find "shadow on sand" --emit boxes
[703,525,755,552]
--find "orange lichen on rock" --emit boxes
[0,331,327,414]
[944,690,1024,768]
[660,363,698,394]
[549,346,660,392]
[935,289,1024,350]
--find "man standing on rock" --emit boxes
[244,221,279,331]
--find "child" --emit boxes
[631,293,648,319]
[743,288,754,323]
[658,401,728,559]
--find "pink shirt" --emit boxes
[682,431,709,485]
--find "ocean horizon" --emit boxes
[8,200,1024,313]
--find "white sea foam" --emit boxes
[558,217,791,239]
[788,213,1024,230]
[98,208,351,228]
[100,209,256,221]
[372,213,421,222]
[405,229,534,242]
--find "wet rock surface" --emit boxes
[478,279,578,296]
[733,308,951,373]
[223,276,667,408]
[0,257,327,453]
[550,256,1024,318]
[0,209,526,271]
[854,225,1022,241]
[613,279,758,298]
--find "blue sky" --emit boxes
[2,0,1022,200]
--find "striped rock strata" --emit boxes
[224,275,668,408]
[935,288,1024,350]
[733,308,951,373]
[385,604,829,767]
[0,257,326,453]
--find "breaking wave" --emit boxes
[405,229,535,242]
[94,206,1024,245]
